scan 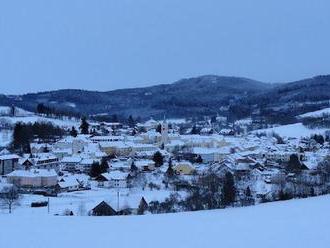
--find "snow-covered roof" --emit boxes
[99,141,132,149]
[0,148,10,155]
[101,171,128,181]
[134,160,155,168]
[0,154,20,160]
[80,158,99,165]
[91,136,124,142]
[8,169,57,178]
[61,156,82,163]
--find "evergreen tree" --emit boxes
[111,114,118,122]
[195,155,203,163]
[127,115,136,128]
[222,172,236,206]
[43,146,50,153]
[137,197,149,215]
[11,122,32,153]
[89,162,101,177]
[245,186,252,198]
[130,160,138,173]
[191,125,199,135]
[210,116,217,123]
[10,105,16,117]
[156,124,162,133]
[312,134,324,145]
[70,126,78,137]
[100,158,109,173]
[152,151,164,167]
[80,117,89,134]
[166,158,175,177]
[287,154,303,172]
[131,129,137,136]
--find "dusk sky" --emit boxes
[0,0,329,94]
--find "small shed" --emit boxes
[91,201,117,216]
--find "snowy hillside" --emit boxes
[0,106,78,129]
[0,115,78,129]
[298,107,330,118]
[0,195,329,248]
[253,123,327,138]
[0,106,34,117]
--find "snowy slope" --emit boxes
[298,107,330,118]
[0,130,12,147]
[0,195,329,248]
[0,116,79,129]
[0,106,34,116]
[253,123,327,138]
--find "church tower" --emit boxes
[161,118,169,145]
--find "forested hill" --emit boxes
[1,74,330,120]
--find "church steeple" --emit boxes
[161,116,169,145]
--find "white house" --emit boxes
[7,169,58,188]
[97,171,129,188]
[61,156,82,172]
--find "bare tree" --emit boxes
[77,201,87,216]
[0,185,20,214]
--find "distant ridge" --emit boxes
[0,74,329,119]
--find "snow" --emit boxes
[8,169,57,177]
[0,130,12,147]
[0,115,78,129]
[253,123,327,138]
[0,106,34,116]
[0,154,20,160]
[298,107,330,118]
[101,171,128,181]
[0,195,329,248]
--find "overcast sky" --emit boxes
[0,0,329,94]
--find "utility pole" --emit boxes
[117,189,120,211]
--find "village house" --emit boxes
[137,118,159,131]
[99,141,132,157]
[78,158,100,174]
[56,174,89,192]
[90,135,124,143]
[27,153,60,172]
[261,152,304,163]
[54,135,90,154]
[190,147,231,163]
[61,156,82,172]
[57,177,80,192]
[52,148,72,160]
[90,201,117,216]
[96,171,129,188]
[7,169,58,188]
[173,161,195,175]
[131,143,158,155]
[139,130,162,144]
[109,159,130,171]
[134,159,156,171]
[0,154,20,176]
[30,143,50,154]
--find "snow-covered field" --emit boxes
[0,186,173,216]
[253,123,327,138]
[0,195,329,248]
[298,107,330,118]
[0,106,34,116]
[0,116,79,129]
[0,129,12,147]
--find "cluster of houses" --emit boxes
[1,117,330,215]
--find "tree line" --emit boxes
[11,122,65,153]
